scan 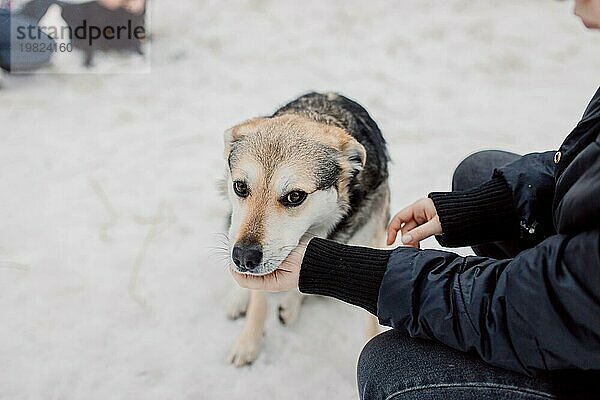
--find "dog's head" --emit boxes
[224,114,366,275]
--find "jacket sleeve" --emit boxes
[428,151,557,247]
[428,177,519,247]
[493,151,557,241]
[377,229,600,375]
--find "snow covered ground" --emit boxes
[0,1,599,399]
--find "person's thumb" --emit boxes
[401,217,441,245]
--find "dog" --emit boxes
[59,0,146,67]
[222,92,390,366]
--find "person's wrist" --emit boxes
[428,177,518,247]
[299,238,393,315]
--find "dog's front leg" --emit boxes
[278,289,304,326]
[226,287,250,320]
[228,290,267,367]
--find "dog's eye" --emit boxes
[281,190,307,207]
[233,181,249,198]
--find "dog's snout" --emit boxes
[232,243,263,271]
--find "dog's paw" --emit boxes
[226,289,250,320]
[277,291,303,326]
[227,333,262,367]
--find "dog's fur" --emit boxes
[223,92,390,366]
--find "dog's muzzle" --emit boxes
[232,242,263,272]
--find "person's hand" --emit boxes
[98,0,145,14]
[229,235,311,292]
[123,0,145,14]
[387,198,442,248]
[98,0,122,10]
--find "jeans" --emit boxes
[358,330,598,400]
[357,150,600,399]
[0,0,55,71]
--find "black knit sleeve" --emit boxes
[298,238,392,315]
[428,177,519,247]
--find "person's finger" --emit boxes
[402,217,441,245]
[386,228,396,245]
[98,0,121,10]
[412,198,432,222]
[230,267,292,292]
[125,0,145,14]
[229,268,250,288]
[387,207,415,244]
[387,216,402,245]
[407,241,421,250]
[389,219,418,246]
[400,220,418,237]
[229,268,266,290]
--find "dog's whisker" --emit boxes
[211,232,230,239]
[210,247,229,253]
[207,245,229,251]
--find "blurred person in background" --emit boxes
[574,0,600,28]
[0,0,144,77]
[0,0,55,73]
[232,1,600,399]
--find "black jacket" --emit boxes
[299,87,600,376]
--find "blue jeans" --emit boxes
[358,330,598,400]
[357,150,599,399]
[0,0,55,71]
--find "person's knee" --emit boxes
[357,330,416,400]
[358,331,392,383]
[452,150,491,191]
[357,332,390,400]
[357,330,481,399]
[452,150,519,191]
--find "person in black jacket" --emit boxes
[232,10,600,400]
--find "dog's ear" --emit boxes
[223,117,267,158]
[223,127,237,158]
[341,138,367,175]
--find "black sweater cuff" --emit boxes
[428,177,519,247]
[298,238,392,315]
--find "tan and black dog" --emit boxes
[223,92,390,366]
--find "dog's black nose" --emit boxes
[232,243,263,271]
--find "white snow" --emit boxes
[0,1,599,399]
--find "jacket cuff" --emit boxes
[298,238,392,315]
[428,177,519,247]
